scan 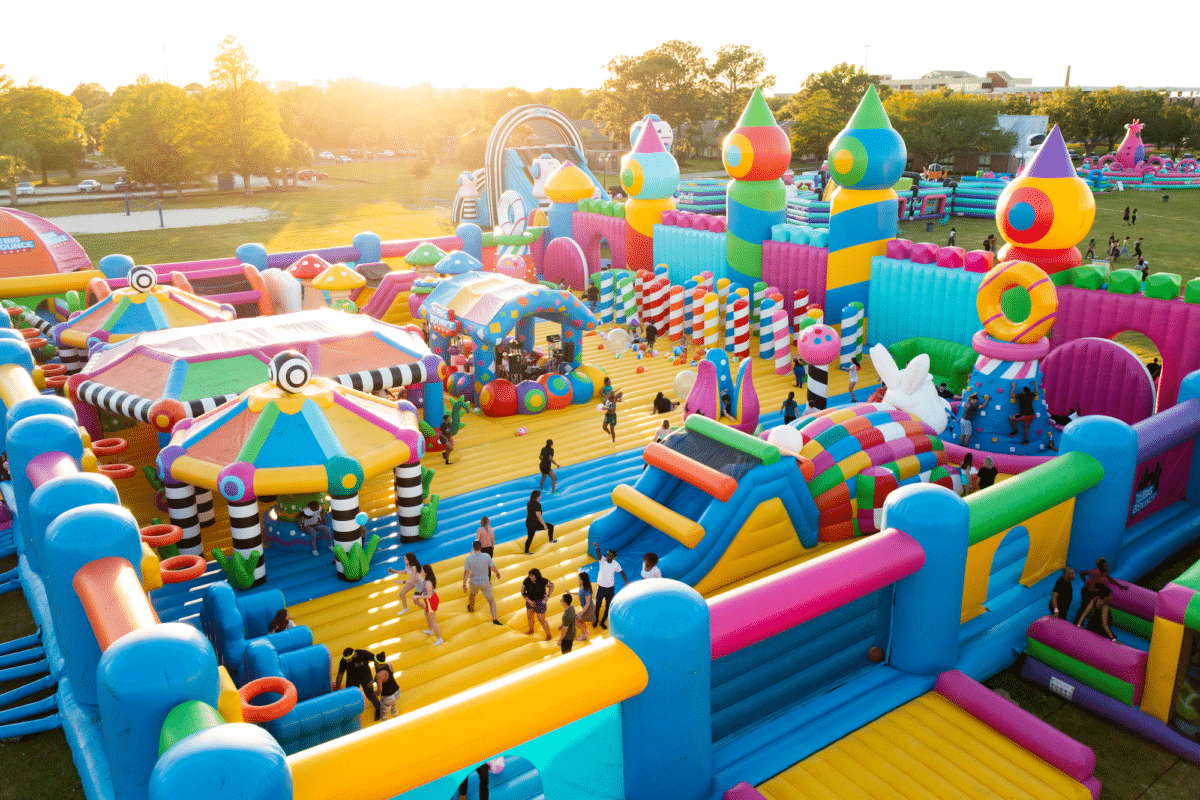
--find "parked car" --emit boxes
[114,177,139,192]
[379,150,395,158]
[318,151,335,160]
[337,155,352,163]
[78,179,102,193]
[297,170,328,181]
[16,182,34,196]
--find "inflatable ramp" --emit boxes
[589,415,819,592]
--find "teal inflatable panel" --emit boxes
[866,257,985,348]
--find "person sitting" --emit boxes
[936,382,955,400]
[867,383,887,404]
[268,608,296,633]
[652,391,678,414]
[1050,406,1078,427]
[720,392,733,418]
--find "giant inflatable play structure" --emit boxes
[5,82,1200,800]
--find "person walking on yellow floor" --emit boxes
[388,553,423,615]
[417,565,443,645]
[374,652,400,721]
[474,517,495,558]
[558,594,577,654]
[538,439,560,493]
[593,543,628,630]
[524,490,557,554]
[575,573,594,642]
[522,568,555,640]
[463,541,503,626]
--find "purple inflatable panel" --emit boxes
[722,782,767,800]
[762,241,827,322]
[1134,398,1200,462]
[1041,337,1155,425]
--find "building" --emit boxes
[950,114,1049,175]
[878,70,1032,94]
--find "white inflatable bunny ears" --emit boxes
[869,344,951,434]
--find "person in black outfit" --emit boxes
[457,763,491,800]
[652,391,678,414]
[1077,585,1118,642]
[1049,566,1075,619]
[644,322,657,353]
[538,439,559,493]
[1147,358,1161,380]
[335,647,381,719]
[936,382,955,400]
[524,490,556,554]
[586,283,599,311]
[1133,237,1143,259]
[1073,557,1127,625]
[1008,386,1037,445]
[976,457,999,490]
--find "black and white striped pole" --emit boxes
[162,480,203,555]
[330,493,363,579]
[394,461,423,543]
[227,495,266,587]
[195,489,216,528]
[806,363,829,413]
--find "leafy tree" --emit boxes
[0,152,34,205]
[275,85,324,145]
[787,89,844,162]
[484,87,535,125]
[1002,94,1034,115]
[102,77,200,198]
[0,85,84,182]
[795,63,891,117]
[1156,102,1193,157]
[548,88,591,119]
[708,44,775,128]
[884,91,1015,169]
[590,40,712,145]
[285,138,312,186]
[71,83,110,111]
[766,93,792,120]
[1037,88,1091,147]
[199,35,288,196]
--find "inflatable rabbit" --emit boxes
[869,343,951,434]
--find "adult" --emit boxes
[575,572,595,642]
[457,764,491,800]
[977,457,999,490]
[947,227,956,247]
[1131,208,1138,226]
[417,565,442,645]
[298,500,330,556]
[336,647,381,719]
[644,321,657,353]
[1049,566,1075,620]
[538,439,560,493]
[1121,236,1130,257]
[847,356,860,403]
[1077,585,1118,642]
[388,552,423,615]
[1123,206,1130,225]
[1085,238,1095,260]
[1134,237,1143,260]
[521,568,554,640]
[374,652,401,721]
[652,391,678,414]
[959,453,978,495]
[267,608,295,633]
[593,543,628,629]
[463,541,503,626]
[1008,386,1037,445]
[1074,557,1127,625]
[586,283,599,312]
[601,389,619,444]
[781,391,800,425]
[558,594,577,653]
[653,420,672,443]
[1147,358,1162,381]
[959,392,987,447]
[936,382,954,400]
[792,356,806,388]
[641,553,662,579]
[474,516,495,557]
[438,416,455,465]
[524,490,557,554]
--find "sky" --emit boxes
[4,0,1194,97]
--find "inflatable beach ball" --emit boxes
[446,372,474,402]
[538,372,574,409]
[567,369,595,403]
[479,379,518,417]
[516,380,549,415]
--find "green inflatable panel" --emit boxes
[1106,268,1142,295]
[1185,278,1200,305]
[1145,272,1182,301]
[159,700,226,756]
[1072,265,1107,291]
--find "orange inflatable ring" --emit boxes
[98,463,136,479]
[140,523,183,547]
[160,554,207,583]
[46,375,69,389]
[40,363,66,376]
[975,260,1059,344]
[239,676,298,722]
[25,337,48,349]
[91,437,129,456]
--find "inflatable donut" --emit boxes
[976,260,1058,344]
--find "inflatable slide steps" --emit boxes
[749,671,1098,800]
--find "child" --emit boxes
[297,500,330,556]
[641,553,661,579]
[848,356,860,402]
[438,416,454,465]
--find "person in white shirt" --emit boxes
[653,420,671,443]
[641,553,662,579]
[848,356,860,403]
[592,543,628,630]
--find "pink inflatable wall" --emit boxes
[571,212,628,277]
[762,241,828,323]
[1041,337,1155,424]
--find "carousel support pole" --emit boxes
[227,496,266,588]
[330,492,364,580]
[394,461,424,543]
[163,481,203,556]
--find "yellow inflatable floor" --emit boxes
[755,692,1092,800]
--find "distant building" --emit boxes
[879,70,1032,94]
[950,114,1049,175]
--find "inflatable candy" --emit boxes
[538,372,574,410]
[479,379,518,417]
[515,380,548,415]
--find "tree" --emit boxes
[71,83,110,111]
[795,63,891,117]
[1002,94,1034,115]
[708,44,775,128]
[590,40,712,145]
[0,85,84,182]
[102,77,200,199]
[0,152,34,205]
[1037,88,1091,147]
[483,87,535,125]
[285,138,312,186]
[548,88,591,119]
[884,91,1015,169]
[786,89,844,162]
[199,36,288,196]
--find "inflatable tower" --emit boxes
[825,85,906,314]
[723,88,791,288]
[621,118,679,272]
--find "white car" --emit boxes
[78,179,102,193]
[337,155,352,163]
[16,182,34,196]
[379,150,395,157]
[318,151,335,160]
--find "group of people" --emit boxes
[1048,557,1127,642]
[1086,233,1147,277]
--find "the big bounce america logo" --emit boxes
[0,234,36,254]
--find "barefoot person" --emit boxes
[538,439,560,493]
[524,490,557,554]
[463,541,503,626]
[521,568,555,640]
[417,565,443,645]
[387,552,423,615]
[1008,387,1037,445]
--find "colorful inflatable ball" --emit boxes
[538,372,574,409]
[446,372,474,402]
[515,380,549,415]
[479,379,518,417]
[795,323,841,365]
[566,369,595,404]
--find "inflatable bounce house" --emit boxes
[1082,118,1200,189]
[7,81,1200,800]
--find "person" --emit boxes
[538,439,560,493]
[298,500,330,556]
[720,391,733,418]
[336,647,381,719]
[558,279,567,290]
[1049,566,1075,620]
[1121,236,1130,257]
[644,321,657,353]
[653,420,672,443]
[1075,557,1127,622]
[959,452,979,495]
[1077,585,1118,642]
[475,516,495,557]
[524,490,557,553]
[558,593,577,653]
[792,356,806,388]
[1009,386,1038,445]
[1050,406,1078,427]
[267,608,295,633]
[1123,206,1130,225]
[847,356,860,402]
[947,227,956,246]
[601,389,619,444]
[1085,238,1095,260]
[586,283,599,312]
[457,763,491,800]
[982,236,991,252]
[438,416,455,465]
[1108,241,1120,267]
[374,652,401,721]
[388,552,423,614]
[521,568,554,640]
[417,565,442,645]
[936,382,954,400]
[652,391,677,414]
[593,543,628,629]
[575,572,595,642]
[959,392,987,446]
[781,391,800,424]
[1131,208,1138,225]
[1134,237,1143,260]
[641,553,661,579]
[463,541,503,626]
[977,457,999,490]
[1138,258,1149,281]
[867,383,887,404]
[600,376,623,402]
[1147,358,1162,380]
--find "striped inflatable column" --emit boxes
[619,277,635,326]
[58,347,84,374]
[330,493,363,579]
[773,307,792,376]
[698,271,714,292]
[839,302,865,369]
[806,363,829,412]
[394,461,423,543]
[668,286,685,343]
[654,277,671,328]
[751,281,768,336]
[599,270,614,325]
[793,290,809,337]
[723,293,738,352]
[163,482,202,556]
[691,289,706,344]
[227,497,266,587]
[654,264,668,279]
[703,292,720,351]
[683,278,698,332]
[759,298,775,360]
[733,299,751,360]
[716,278,731,323]
[634,271,646,319]
[195,489,216,529]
